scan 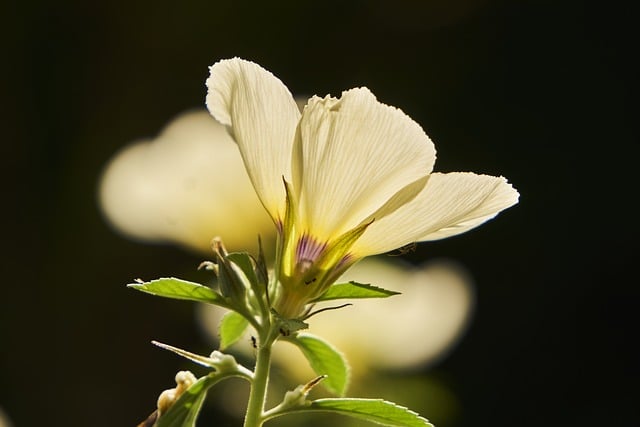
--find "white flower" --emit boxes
[98,110,274,253]
[206,58,519,318]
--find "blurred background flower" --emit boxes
[3,1,636,426]
[99,110,274,253]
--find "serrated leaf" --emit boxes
[219,311,250,350]
[156,374,221,427]
[302,398,433,427]
[287,333,349,396]
[312,281,400,302]
[128,278,230,308]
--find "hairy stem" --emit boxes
[243,329,277,427]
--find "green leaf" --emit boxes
[219,311,250,350]
[128,278,230,308]
[156,374,220,427]
[313,281,400,302]
[286,333,349,396]
[301,398,433,427]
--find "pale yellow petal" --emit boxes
[352,172,519,255]
[293,88,436,239]
[206,58,301,221]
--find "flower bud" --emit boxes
[156,370,197,417]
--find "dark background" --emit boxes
[2,0,637,426]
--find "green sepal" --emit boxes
[212,243,246,302]
[255,236,269,292]
[318,220,372,269]
[272,309,309,336]
[293,398,433,427]
[278,178,298,279]
[155,374,221,427]
[285,333,349,396]
[313,281,400,302]
[127,278,231,309]
[226,251,268,315]
[226,252,258,291]
[219,310,250,350]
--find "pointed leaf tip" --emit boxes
[313,281,401,302]
[128,277,230,308]
[307,398,433,427]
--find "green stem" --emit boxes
[243,328,277,427]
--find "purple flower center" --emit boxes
[335,253,355,270]
[295,234,326,274]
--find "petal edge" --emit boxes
[206,58,301,221]
[352,172,519,255]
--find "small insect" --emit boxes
[304,277,317,285]
[279,327,290,336]
[390,242,417,256]
[250,336,257,349]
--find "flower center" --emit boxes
[295,234,327,276]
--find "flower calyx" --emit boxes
[272,181,373,319]
[199,236,272,325]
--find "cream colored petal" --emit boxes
[206,58,301,221]
[293,88,436,239]
[352,172,519,255]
